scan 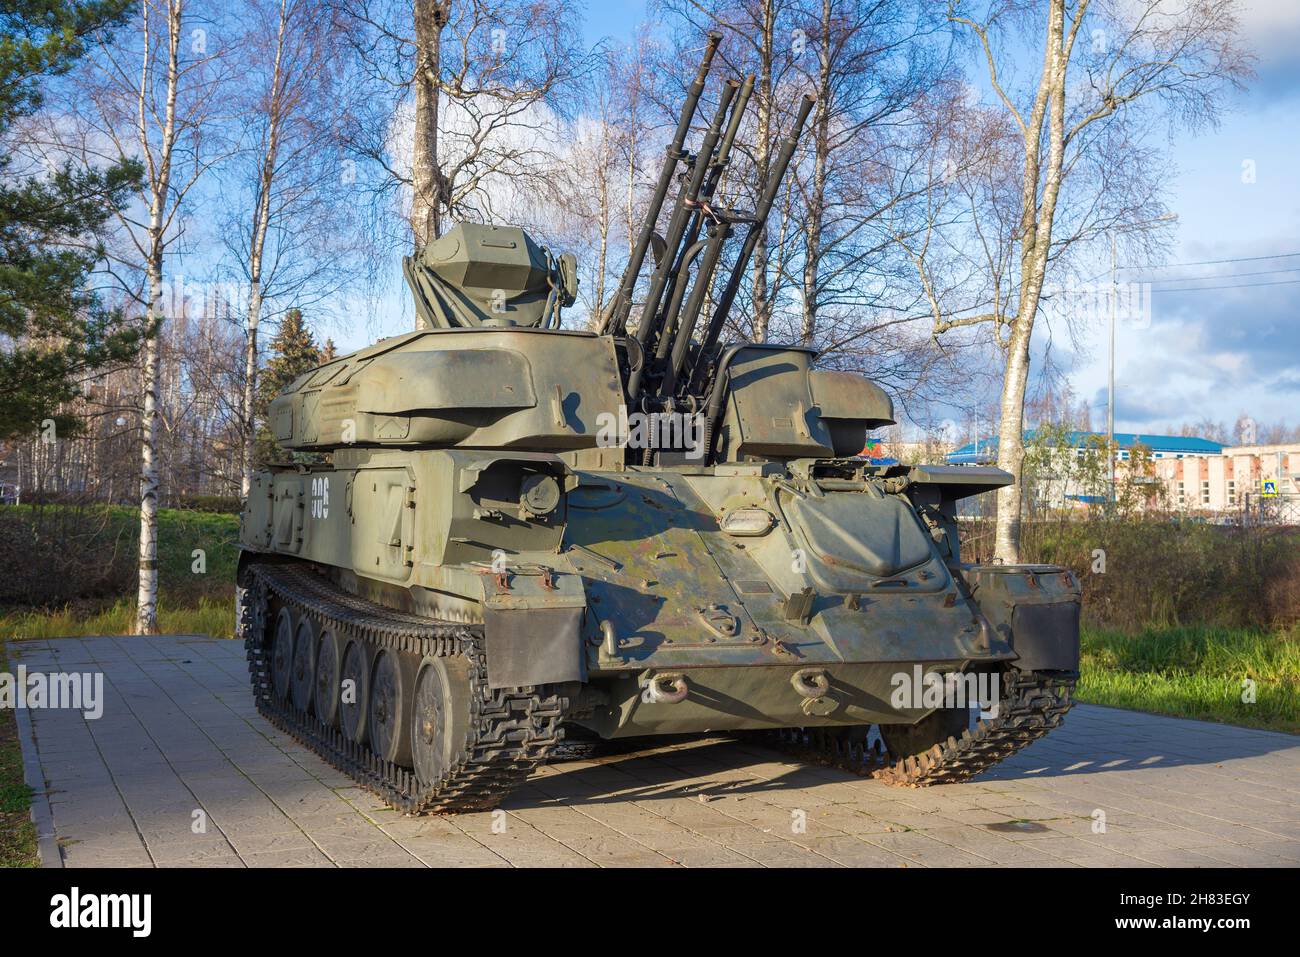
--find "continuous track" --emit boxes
[242,562,567,813]
[765,671,1076,786]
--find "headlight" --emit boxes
[720,507,775,536]
[520,473,561,515]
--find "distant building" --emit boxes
[946,431,1225,465]
[1156,443,1299,515]
[944,430,1298,522]
[879,439,955,465]
[946,431,1224,514]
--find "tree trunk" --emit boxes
[993,317,1032,562]
[595,215,608,322]
[240,288,261,496]
[239,4,287,496]
[134,0,183,636]
[625,131,637,262]
[992,0,1068,565]
[135,266,163,634]
[411,0,448,322]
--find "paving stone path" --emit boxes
[9,635,1299,867]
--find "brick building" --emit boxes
[1157,444,1299,512]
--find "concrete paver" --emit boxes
[9,635,1300,868]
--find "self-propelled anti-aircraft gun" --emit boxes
[238,33,1079,812]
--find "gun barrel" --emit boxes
[651,80,741,365]
[654,75,753,364]
[688,94,815,390]
[654,76,754,394]
[600,32,721,336]
[662,221,731,396]
[625,77,740,400]
[709,74,754,191]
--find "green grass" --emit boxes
[0,642,39,867]
[1078,624,1300,733]
[0,592,236,641]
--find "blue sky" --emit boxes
[574,1,1300,436]
[1066,0,1300,435]
[327,1,1298,438]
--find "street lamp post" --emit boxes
[1109,232,1117,505]
[1108,213,1177,506]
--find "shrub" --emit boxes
[0,504,239,612]
[960,515,1300,631]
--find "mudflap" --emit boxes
[482,604,586,689]
[963,564,1082,673]
[1010,601,1081,672]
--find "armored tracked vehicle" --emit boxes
[238,33,1079,813]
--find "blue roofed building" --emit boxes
[946,431,1224,465]
[945,431,1226,514]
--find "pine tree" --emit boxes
[0,0,145,440]
[253,308,320,465]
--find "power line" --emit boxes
[1151,277,1300,293]
[1144,266,1300,284]
[1123,250,1300,270]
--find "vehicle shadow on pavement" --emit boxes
[514,712,1298,809]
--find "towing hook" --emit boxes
[791,668,830,699]
[644,673,690,705]
[600,619,619,659]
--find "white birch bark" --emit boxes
[135,0,184,635]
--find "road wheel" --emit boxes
[290,618,315,713]
[411,655,472,789]
[340,639,369,745]
[270,607,294,701]
[369,648,417,766]
[314,628,341,728]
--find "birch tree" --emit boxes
[341,0,592,319]
[788,0,952,351]
[72,0,226,633]
[543,39,665,326]
[927,0,1249,562]
[407,0,456,253]
[227,0,353,496]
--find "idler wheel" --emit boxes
[368,648,417,766]
[339,639,370,745]
[313,628,341,728]
[270,607,295,700]
[290,618,316,713]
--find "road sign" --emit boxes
[1261,479,1278,497]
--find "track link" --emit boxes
[242,562,567,813]
[765,670,1075,787]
